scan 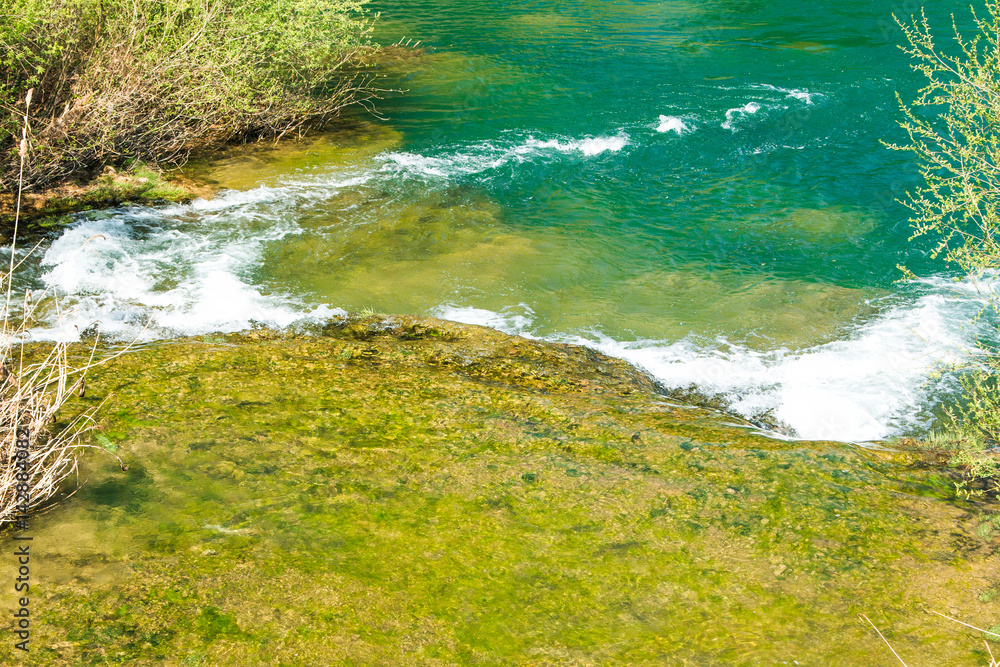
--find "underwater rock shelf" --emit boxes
[1,315,997,665]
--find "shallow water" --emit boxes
[2,321,999,665]
[11,0,996,441]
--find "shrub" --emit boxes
[890,3,1000,490]
[0,0,377,191]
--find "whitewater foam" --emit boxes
[716,86,818,133]
[25,192,346,342]
[431,304,535,335]
[157,172,372,216]
[656,115,691,135]
[752,83,821,105]
[379,131,629,180]
[574,134,629,156]
[436,279,990,443]
[721,102,762,130]
[525,134,629,156]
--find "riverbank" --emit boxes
[0,43,422,230]
[0,314,996,664]
[1,0,388,201]
[0,165,198,229]
[0,115,405,230]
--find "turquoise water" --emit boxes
[13,0,994,441]
[371,0,927,286]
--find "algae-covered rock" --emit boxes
[0,315,997,665]
[0,166,193,231]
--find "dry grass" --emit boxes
[0,89,120,526]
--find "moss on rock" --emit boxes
[0,165,193,230]
[0,315,997,664]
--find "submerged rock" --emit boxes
[0,315,997,664]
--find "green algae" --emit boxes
[0,165,191,231]
[1,316,998,664]
[178,121,404,193]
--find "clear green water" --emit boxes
[16,0,990,441]
[369,0,924,284]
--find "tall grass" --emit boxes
[1,0,377,192]
[0,89,113,525]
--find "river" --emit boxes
[11,0,992,441]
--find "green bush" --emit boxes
[0,0,376,191]
[891,2,1000,490]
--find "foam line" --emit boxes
[379,130,630,179]
[436,279,990,442]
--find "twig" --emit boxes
[930,610,1000,637]
[6,88,32,337]
[859,614,909,666]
